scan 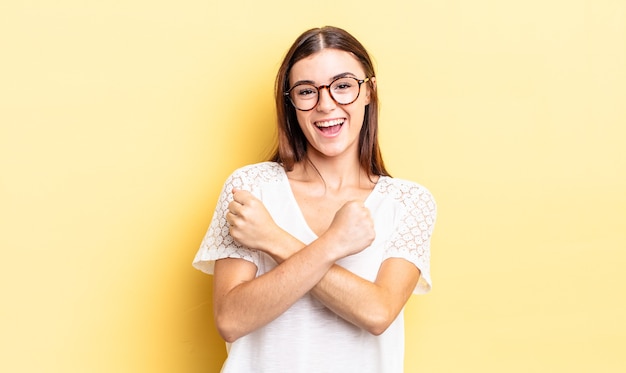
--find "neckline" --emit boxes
[278,166,386,239]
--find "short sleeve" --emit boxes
[192,169,262,275]
[381,180,437,294]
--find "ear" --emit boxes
[364,77,377,105]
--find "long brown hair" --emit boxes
[270,26,389,177]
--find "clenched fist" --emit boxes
[324,200,376,259]
[226,189,282,252]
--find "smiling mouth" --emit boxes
[315,119,345,135]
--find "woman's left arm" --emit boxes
[311,256,420,335]
[227,189,421,335]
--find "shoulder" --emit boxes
[376,176,437,213]
[226,161,285,190]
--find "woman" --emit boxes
[193,26,436,373]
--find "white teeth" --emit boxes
[315,119,345,128]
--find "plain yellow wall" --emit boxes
[1,1,624,372]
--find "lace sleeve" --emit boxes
[192,169,262,275]
[380,180,437,294]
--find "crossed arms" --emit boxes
[213,189,421,343]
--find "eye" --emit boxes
[332,79,354,91]
[295,86,317,97]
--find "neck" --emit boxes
[296,152,372,191]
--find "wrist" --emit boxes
[263,228,302,263]
[313,232,344,264]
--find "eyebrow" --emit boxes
[291,72,358,87]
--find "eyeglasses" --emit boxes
[284,77,370,111]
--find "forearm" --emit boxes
[268,231,403,335]
[312,266,396,334]
[214,235,338,342]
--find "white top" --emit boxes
[193,162,436,373]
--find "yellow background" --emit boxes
[1,1,624,372]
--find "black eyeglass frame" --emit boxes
[284,77,371,112]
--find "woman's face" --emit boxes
[288,48,372,162]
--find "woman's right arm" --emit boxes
[213,246,332,343]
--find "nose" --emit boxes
[316,86,336,112]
